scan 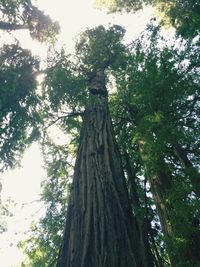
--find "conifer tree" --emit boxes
[57,25,153,267]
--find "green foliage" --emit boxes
[42,25,126,119]
[109,22,200,265]
[44,50,88,113]
[19,140,73,267]
[75,25,126,72]
[168,177,200,261]
[0,44,41,171]
[20,23,200,267]
[22,1,60,42]
[95,0,146,12]
[0,1,60,264]
[111,22,200,170]
[0,0,60,42]
[0,0,60,168]
[154,0,200,38]
[95,0,200,38]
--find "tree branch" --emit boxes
[0,21,28,31]
[46,112,84,130]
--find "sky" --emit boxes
[0,1,154,266]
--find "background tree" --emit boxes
[0,0,60,42]
[0,44,40,171]
[95,0,200,38]
[0,0,60,171]
[0,0,60,240]
[109,23,200,266]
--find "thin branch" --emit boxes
[21,199,41,206]
[45,112,84,130]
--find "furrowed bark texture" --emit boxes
[57,69,146,267]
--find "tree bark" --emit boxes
[123,151,155,267]
[138,139,200,266]
[138,139,176,266]
[57,69,147,267]
[138,140,173,238]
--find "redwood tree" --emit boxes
[110,24,200,266]
[57,26,153,267]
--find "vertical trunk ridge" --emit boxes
[57,69,147,267]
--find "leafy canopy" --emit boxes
[95,0,200,38]
[0,0,60,42]
[0,44,41,171]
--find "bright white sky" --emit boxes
[0,1,154,266]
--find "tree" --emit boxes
[0,0,60,171]
[0,44,41,171]
[110,23,200,266]
[56,25,152,267]
[153,0,200,38]
[95,0,200,38]
[19,26,155,267]
[0,1,59,240]
[95,0,145,13]
[0,0,60,42]
[19,19,200,266]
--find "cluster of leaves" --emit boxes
[0,0,60,42]
[75,25,126,73]
[95,0,146,13]
[95,0,200,38]
[154,0,200,38]
[0,0,61,171]
[0,44,41,171]
[43,50,88,113]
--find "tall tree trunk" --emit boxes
[138,140,173,238]
[138,139,176,266]
[138,139,200,266]
[123,151,156,267]
[57,69,147,267]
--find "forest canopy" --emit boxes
[95,0,200,38]
[0,1,199,267]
